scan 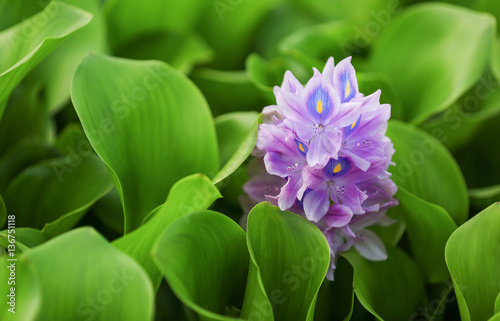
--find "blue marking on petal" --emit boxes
[295,139,308,158]
[324,157,351,179]
[343,115,361,137]
[297,189,312,210]
[307,86,333,120]
[340,71,356,103]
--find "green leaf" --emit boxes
[241,202,330,321]
[113,174,221,289]
[0,256,41,321]
[54,123,91,155]
[419,73,500,152]
[27,0,109,113]
[0,228,49,253]
[0,1,92,120]
[213,112,259,184]
[290,0,400,27]
[395,187,457,283]
[5,155,113,237]
[469,185,500,210]
[387,120,468,225]
[0,81,54,157]
[314,258,354,321]
[104,0,208,48]
[445,202,500,321]
[0,194,5,228]
[92,188,124,235]
[453,113,500,189]
[0,138,59,193]
[489,313,500,321]
[191,68,266,116]
[357,71,404,121]
[278,21,357,64]
[495,292,500,313]
[493,38,500,82]
[71,54,219,232]
[253,3,315,58]
[197,0,281,69]
[153,210,248,321]
[342,244,425,321]
[369,3,495,123]
[21,227,154,320]
[246,53,315,104]
[0,1,44,31]
[114,31,213,74]
[367,208,406,247]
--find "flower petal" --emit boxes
[323,204,353,227]
[353,229,387,261]
[277,175,304,211]
[303,188,330,222]
[322,57,335,86]
[264,151,304,177]
[306,134,332,168]
[333,56,358,103]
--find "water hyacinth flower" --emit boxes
[243,57,398,280]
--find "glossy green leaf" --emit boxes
[0,228,49,253]
[92,188,124,235]
[278,21,356,64]
[469,185,500,210]
[241,202,330,321]
[495,292,500,313]
[28,0,109,113]
[191,68,266,116]
[367,208,406,247]
[290,0,400,26]
[0,1,92,120]
[445,202,500,321]
[113,174,221,288]
[357,71,404,121]
[197,0,282,69]
[153,210,248,321]
[0,256,41,321]
[213,112,259,184]
[0,81,54,157]
[115,31,213,74]
[5,155,113,237]
[387,120,468,225]
[72,54,219,232]
[105,0,208,48]
[369,3,495,123]
[453,113,500,189]
[493,38,500,82]
[395,187,457,283]
[314,257,354,321]
[419,73,500,152]
[22,227,154,320]
[0,138,59,193]
[489,313,500,321]
[246,53,315,103]
[0,194,5,228]
[0,1,44,31]
[342,244,425,321]
[54,123,91,156]
[424,281,454,321]
[253,3,315,58]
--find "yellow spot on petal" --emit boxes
[334,163,342,173]
[345,81,351,98]
[299,143,305,153]
[351,121,356,129]
[316,99,323,114]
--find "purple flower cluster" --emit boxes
[243,57,398,280]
